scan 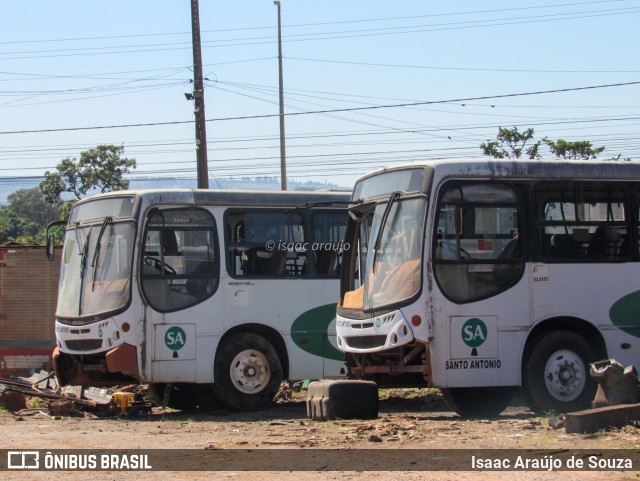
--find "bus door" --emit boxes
[432,182,527,388]
[139,207,219,383]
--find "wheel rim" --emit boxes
[543,349,585,402]
[229,349,271,394]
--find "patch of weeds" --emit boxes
[27,397,48,409]
[161,415,197,423]
[540,410,560,420]
[617,443,638,450]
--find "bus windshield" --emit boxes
[57,219,134,320]
[342,195,427,312]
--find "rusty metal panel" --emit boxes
[565,403,640,434]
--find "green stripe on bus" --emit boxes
[291,303,344,361]
[609,290,640,338]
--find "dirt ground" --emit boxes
[1,387,639,481]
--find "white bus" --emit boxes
[336,159,640,416]
[49,189,348,410]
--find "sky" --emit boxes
[1,0,639,198]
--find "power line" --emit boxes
[0,1,627,46]
[2,4,637,60]
[1,80,638,136]
[286,56,640,74]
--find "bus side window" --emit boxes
[226,210,306,278]
[142,208,218,312]
[310,211,346,278]
[433,182,523,303]
[537,185,628,262]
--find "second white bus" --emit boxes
[336,159,640,416]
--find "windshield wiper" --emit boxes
[80,230,91,280]
[77,228,92,316]
[371,191,402,273]
[91,216,113,291]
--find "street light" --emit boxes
[274,0,287,191]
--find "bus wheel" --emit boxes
[523,330,597,414]
[440,387,515,418]
[213,333,283,410]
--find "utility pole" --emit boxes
[191,0,209,189]
[274,0,287,191]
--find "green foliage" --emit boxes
[0,145,135,246]
[481,127,542,159]
[544,138,605,160]
[57,201,75,222]
[0,209,46,245]
[8,187,60,227]
[481,127,614,161]
[40,144,136,204]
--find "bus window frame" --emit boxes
[140,206,220,313]
[224,207,307,279]
[308,210,348,278]
[532,181,633,263]
[432,180,525,304]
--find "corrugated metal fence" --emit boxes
[0,245,61,376]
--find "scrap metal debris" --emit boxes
[563,359,640,434]
[591,359,640,408]
[0,371,150,417]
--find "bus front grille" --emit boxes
[345,335,387,350]
[65,339,103,351]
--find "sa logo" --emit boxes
[164,326,186,358]
[461,318,487,348]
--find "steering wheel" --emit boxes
[144,256,176,275]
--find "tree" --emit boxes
[7,187,60,227]
[40,144,136,204]
[544,138,605,160]
[481,127,613,161]
[481,127,542,159]
[0,209,44,245]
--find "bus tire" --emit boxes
[213,333,283,410]
[523,330,597,414]
[440,387,515,418]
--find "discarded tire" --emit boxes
[306,380,378,420]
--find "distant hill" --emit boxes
[0,176,351,204]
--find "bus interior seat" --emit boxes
[587,226,608,258]
[492,238,521,288]
[619,235,632,257]
[265,251,287,276]
[186,262,214,298]
[550,234,576,259]
[163,230,180,256]
[315,250,337,276]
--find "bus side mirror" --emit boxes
[46,235,55,261]
[45,220,68,261]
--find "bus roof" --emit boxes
[73,188,350,209]
[359,158,640,183]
